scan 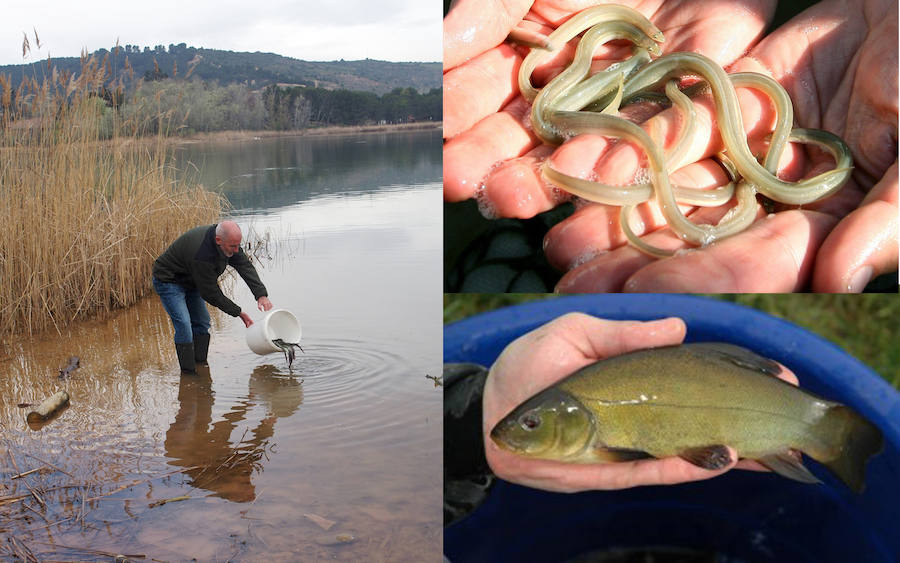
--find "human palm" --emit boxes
[444,0,898,292]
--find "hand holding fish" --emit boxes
[482,313,801,493]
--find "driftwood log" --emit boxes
[26,391,70,423]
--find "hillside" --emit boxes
[0,43,441,95]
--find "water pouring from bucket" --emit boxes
[246,309,303,368]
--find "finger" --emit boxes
[443,0,534,70]
[444,96,537,203]
[812,161,899,292]
[507,19,553,49]
[554,313,687,361]
[622,210,838,292]
[840,10,898,186]
[481,145,566,218]
[550,218,685,294]
[544,158,735,272]
[655,3,773,62]
[488,445,740,493]
[443,44,522,139]
[740,0,869,130]
[494,313,685,361]
[544,203,631,274]
[552,198,760,292]
[488,314,686,401]
[774,364,799,386]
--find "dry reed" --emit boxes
[0,36,225,337]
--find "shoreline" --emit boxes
[176,121,441,143]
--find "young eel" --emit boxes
[517,5,853,256]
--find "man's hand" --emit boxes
[547,0,897,292]
[444,0,897,292]
[484,313,798,492]
[240,311,254,328]
[257,296,273,312]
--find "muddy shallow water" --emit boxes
[0,130,442,561]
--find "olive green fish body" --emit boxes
[491,343,882,492]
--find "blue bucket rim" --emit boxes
[444,294,900,446]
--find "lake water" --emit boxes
[0,129,443,561]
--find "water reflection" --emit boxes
[165,365,303,503]
[176,129,442,212]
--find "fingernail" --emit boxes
[847,265,873,293]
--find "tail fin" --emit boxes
[815,405,883,493]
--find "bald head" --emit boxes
[215,221,242,257]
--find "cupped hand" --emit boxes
[483,313,799,492]
[545,0,897,292]
[258,296,273,312]
[444,0,775,207]
[444,0,897,293]
[240,311,254,328]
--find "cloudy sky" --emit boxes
[0,0,441,66]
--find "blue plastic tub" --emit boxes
[444,295,900,563]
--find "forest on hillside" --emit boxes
[1,43,441,135]
[121,78,440,133]
[0,43,440,94]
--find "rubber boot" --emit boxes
[193,333,210,366]
[175,342,196,374]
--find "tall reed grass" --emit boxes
[0,39,225,337]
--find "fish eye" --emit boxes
[519,412,541,431]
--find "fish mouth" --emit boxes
[489,417,549,456]
[489,419,523,452]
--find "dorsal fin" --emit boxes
[686,342,782,376]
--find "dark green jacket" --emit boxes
[152,224,268,317]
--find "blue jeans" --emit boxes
[152,277,211,344]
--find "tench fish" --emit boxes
[490,342,883,493]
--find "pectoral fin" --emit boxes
[758,452,821,484]
[678,445,732,470]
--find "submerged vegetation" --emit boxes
[0,36,224,337]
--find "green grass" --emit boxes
[443,294,899,389]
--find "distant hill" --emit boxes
[0,43,441,95]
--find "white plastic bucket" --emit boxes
[245,309,302,355]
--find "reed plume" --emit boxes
[0,43,224,337]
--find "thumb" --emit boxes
[443,0,533,70]
[812,162,899,292]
